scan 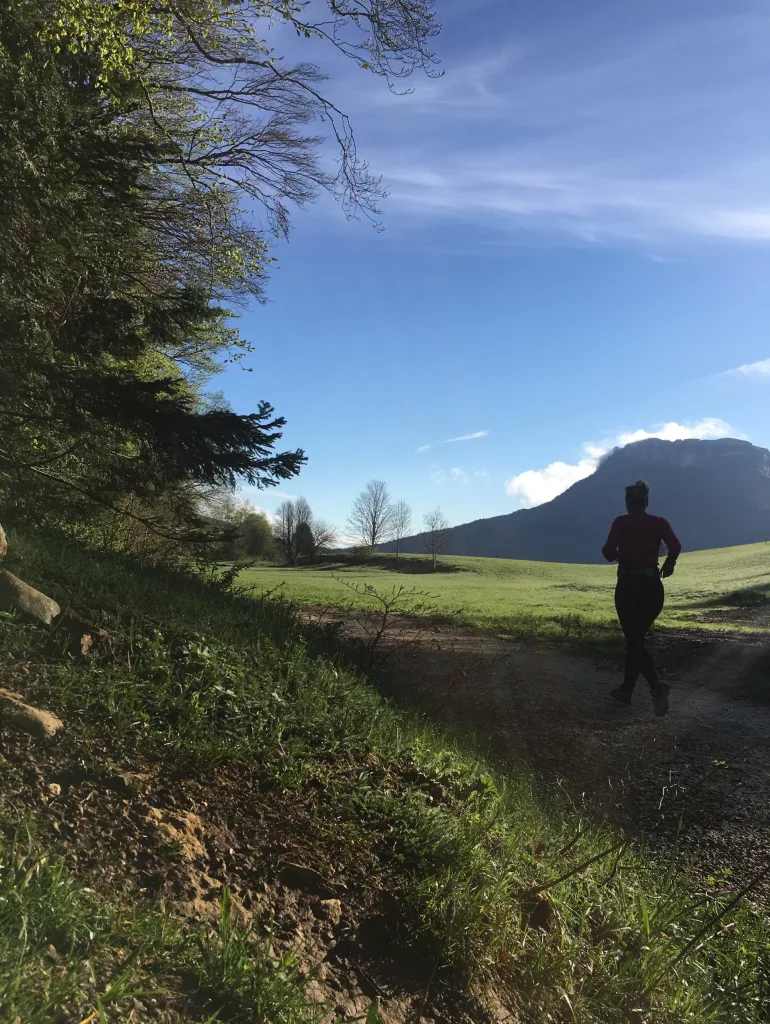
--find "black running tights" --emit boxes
[614,575,664,690]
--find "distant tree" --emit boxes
[391,500,412,558]
[313,519,338,554]
[294,521,317,561]
[423,507,451,570]
[294,497,314,530]
[273,496,335,562]
[347,480,395,549]
[239,512,274,560]
[201,490,274,560]
[274,500,298,565]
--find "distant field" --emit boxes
[239,542,770,638]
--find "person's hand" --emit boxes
[660,561,675,579]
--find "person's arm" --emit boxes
[602,519,620,562]
[660,519,681,578]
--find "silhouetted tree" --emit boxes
[347,480,395,549]
[423,507,451,570]
[391,500,412,557]
[274,500,299,565]
[295,521,317,561]
[313,519,338,554]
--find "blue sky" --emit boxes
[219,0,770,540]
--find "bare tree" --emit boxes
[274,500,298,565]
[347,480,395,549]
[274,496,337,561]
[294,497,313,529]
[423,507,451,571]
[391,500,412,558]
[313,519,338,554]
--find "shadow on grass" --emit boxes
[312,554,465,575]
[688,584,770,609]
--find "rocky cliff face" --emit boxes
[383,438,770,564]
[604,437,770,475]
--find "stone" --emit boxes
[0,571,60,625]
[318,898,342,926]
[520,893,557,934]
[278,862,337,898]
[46,783,62,798]
[0,689,63,740]
[55,610,111,657]
[0,522,6,558]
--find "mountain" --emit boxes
[383,438,770,564]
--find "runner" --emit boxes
[602,480,682,716]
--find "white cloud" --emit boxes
[473,469,489,478]
[506,418,736,507]
[506,459,598,507]
[415,444,432,453]
[432,466,480,485]
[722,358,770,378]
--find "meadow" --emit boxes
[239,541,770,637]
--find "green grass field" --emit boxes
[239,542,770,637]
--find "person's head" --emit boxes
[625,479,650,513]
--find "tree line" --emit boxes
[264,480,451,569]
[0,1,439,559]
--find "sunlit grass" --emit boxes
[239,542,770,636]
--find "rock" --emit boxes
[278,862,337,898]
[101,768,151,795]
[318,898,343,926]
[0,522,6,558]
[46,783,62,798]
[0,571,60,625]
[55,609,111,657]
[0,689,63,740]
[520,893,557,934]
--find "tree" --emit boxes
[272,497,335,563]
[347,481,395,549]
[0,4,306,544]
[294,521,316,561]
[312,519,338,554]
[274,500,298,565]
[238,512,274,560]
[391,500,412,558]
[0,0,441,547]
[423,507,451,570]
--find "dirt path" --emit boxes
[309,609,770,895]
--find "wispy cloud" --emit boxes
[722,357,770,378]
[417,430,488,453]
[505,418,736,507]
[359,11,770,249]
[432,466,489,486]
[443,430,489,443]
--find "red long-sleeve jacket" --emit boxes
[602,512,681,568]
